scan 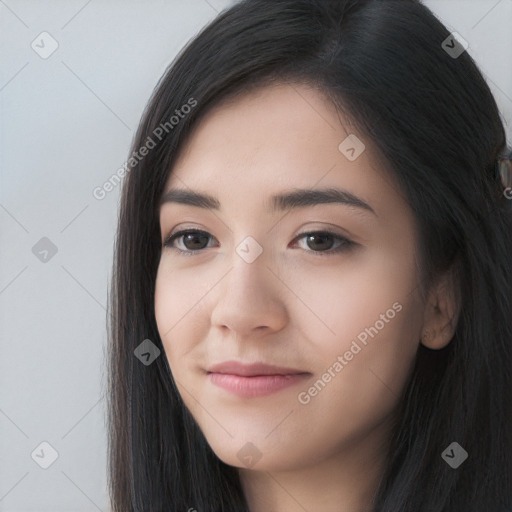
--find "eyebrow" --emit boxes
[159,187,377,216]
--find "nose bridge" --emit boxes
[210,235,287,333]
[224,235,273,302]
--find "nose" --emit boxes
[210,246,289,338]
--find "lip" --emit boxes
[206,360,311,398]
[207,360,308,377]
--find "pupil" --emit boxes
[308,233,333,251]
[185,233,207,250]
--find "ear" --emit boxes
[420,267,461,350]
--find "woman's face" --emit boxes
[155,83,425,472]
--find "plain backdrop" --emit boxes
[1,1,511,510]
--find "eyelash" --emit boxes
[162,229,356,257]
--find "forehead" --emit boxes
[171,83,350,173]
[162,83,405,220]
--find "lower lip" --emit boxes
[207,372,310,398]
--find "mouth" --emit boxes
[206,360,311,398]
[207,360,308,376]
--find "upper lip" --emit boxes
[207,360,309,377]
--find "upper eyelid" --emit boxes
[162,220,355,239]
[163,227,211,242]
[163,225,349,237]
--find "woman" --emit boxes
[107,0,512,510]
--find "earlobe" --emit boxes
[421,324,455,349]
[420,268,461,350]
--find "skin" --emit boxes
[154,83,459,512]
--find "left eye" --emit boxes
[162,229,356,256]
[294,231,355,254]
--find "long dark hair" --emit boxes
[106,0,512,510]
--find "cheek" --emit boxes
[297,301,419,456]
[286,243,421,350]
[154,263,216,374]
[291,249,422,432]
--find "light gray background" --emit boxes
[1,1,511,510]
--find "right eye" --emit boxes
[162,229,217,256]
